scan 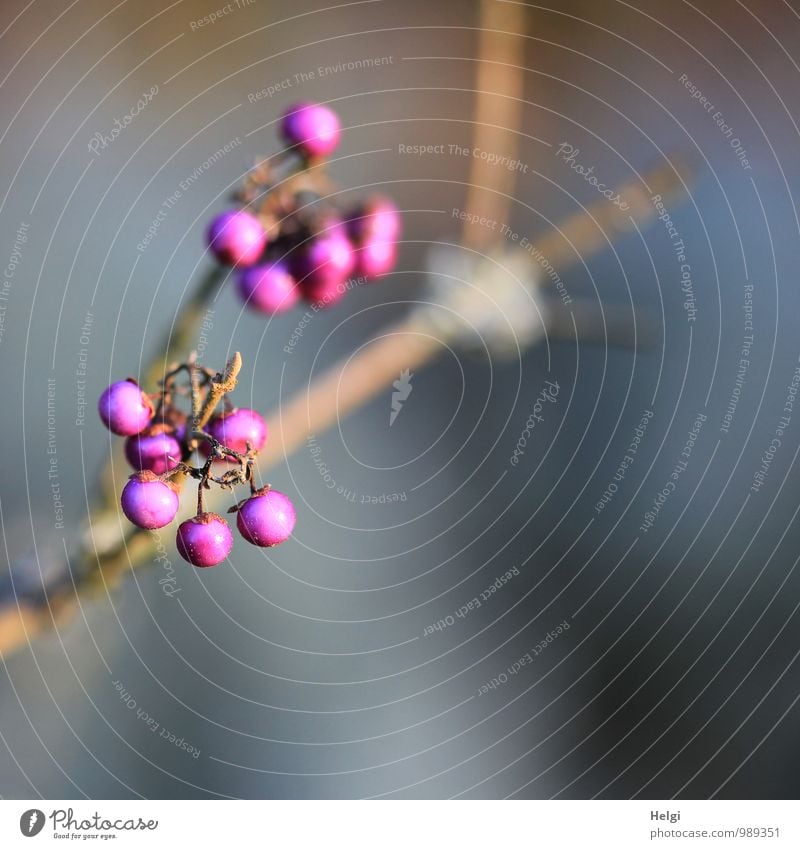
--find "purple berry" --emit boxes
[347,197,401,244]
[176,513,233,567]
[280,102,341,158]
[293,234,355,305]
[99,380,154,436]
[237,489,296,547]
[207,210,267,266]
[354,238,397,279]
[237,261,300,315]
[125,425,182,475]
[207,407,267,457]
[120,471,180,529]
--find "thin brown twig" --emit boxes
[195,351,242,433]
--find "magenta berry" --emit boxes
[237,489,296,547]
[125,425,181,475]
[99,380,154,436]
[207,210,267,266]
[237,261,300,315]
[280,102,340,158]
[176,513,233,567]
[207,407,267,457]
[293,233,355,305]
[120,471,180,529]
[347,196,401,244]
[354,237,397,279]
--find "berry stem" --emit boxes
[189,359,203,452]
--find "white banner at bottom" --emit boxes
[0,800,796,848]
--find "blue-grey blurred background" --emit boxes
[1,0,800,799]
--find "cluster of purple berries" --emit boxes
[206,102,401,312]
[98,359,295,568]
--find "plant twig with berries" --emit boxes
[97,101,401,570]
[206,102,400,314]
[101,351,296,568]
[0,92,691,660]
[38,100,401,594]
[103,103,401,570]
[147,102,400,386]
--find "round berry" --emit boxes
[293,234,355,305]
[237,261,300,315]
[237,489,296,547]
[207,210,267,266]
[99,380,154,436]
[176,513,233,567]
[125,424,182,475]
[207,408,267,457]
[354,237,397,279]
[120,471,179,529]
[347,197,401,244]
[280,102,341,158]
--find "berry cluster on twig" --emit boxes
[98,352,295,568]
[206,101,402,312]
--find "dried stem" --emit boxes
[195,352,242,433]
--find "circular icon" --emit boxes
[19,810,45,837]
